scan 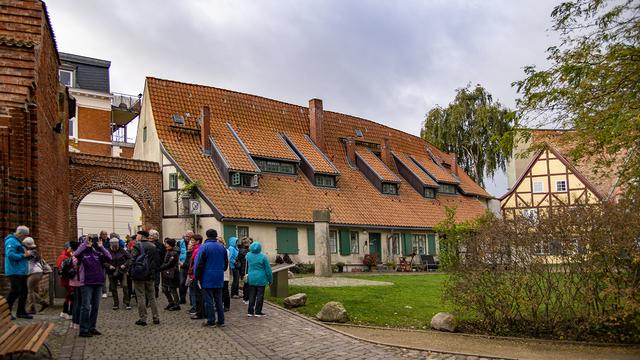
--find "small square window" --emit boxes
[423,188,436,198]
[59,69,73,87]
[168,173,178,190]
[231,172,241,186]
[382,183,398,195]
[533,181,544,193]
[350,231,359,254]
[556,180,567,192]
[522,208,538,220]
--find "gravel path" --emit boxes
[289,276,393,287]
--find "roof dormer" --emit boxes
[355,147,401,195]
[283,132,340,188]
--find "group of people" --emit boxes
[3,225,274,337]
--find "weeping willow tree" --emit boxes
[421,84,516,187]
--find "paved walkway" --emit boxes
[59,295,499,360]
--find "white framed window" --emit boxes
[390,233,401,255]
[439,184,456,194]
[315,174,336,188]
[522,208,538,221]
[423,187,436,198]
[68,116,77,138]
[382,183,398,195]
[412,234,426,255]
[533,181,544,193]
[168,173,178,190]
[59,69,73,87]
[350,231,359,254]
[329,230,338,254]
[556,180,567,192]
[237,226,249,240]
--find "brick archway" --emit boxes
[69,153,162,240]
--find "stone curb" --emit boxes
[265,301,513,360]
[327,322,640,349]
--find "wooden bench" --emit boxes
[0,296,54,359]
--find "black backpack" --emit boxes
[235,250,245,269]
[130,243,151,281]
[60,257,77,279]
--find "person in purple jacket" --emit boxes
[74,234,112,338]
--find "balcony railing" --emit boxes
[111,127,135,144]
[111,92,141,112]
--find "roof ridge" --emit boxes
[146,76,307,111]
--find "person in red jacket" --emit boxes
[56,242,75,319]
[187,234,203,319]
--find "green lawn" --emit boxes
[267,274,450,328]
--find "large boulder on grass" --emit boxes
[284,293,307,308]
[430,312,457,332]
[316,301,348,323]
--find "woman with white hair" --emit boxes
[4,225,32,319]
[22,237,49,314]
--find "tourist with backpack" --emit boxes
[159,238,180,311]
[74,234,112,337]
[130,230,160,326]
[194,229,228,327]
[56,241,78,319]
[69,236,85,329]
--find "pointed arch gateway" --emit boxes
[68,153,162,240]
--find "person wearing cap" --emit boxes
[4,225,32,319]
[105,237,132,310]
[131,230,160,326]
[22,237,49,314]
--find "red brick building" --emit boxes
[0,0,70,265]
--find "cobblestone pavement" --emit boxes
[58,294,502,360]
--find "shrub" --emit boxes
[362,254,376,269]
[437,198,640,343]
[291,262,314,274]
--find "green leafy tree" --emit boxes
[421,84,516,187]
[514,0,640,189]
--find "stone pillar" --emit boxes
[313,209,332,277]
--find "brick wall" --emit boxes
[0,1,69,283]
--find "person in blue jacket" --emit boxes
[194,229,228,327]
[4,225,33,319]
[177,231,189,304]
[246,241,272,317]
[227,236,240,298]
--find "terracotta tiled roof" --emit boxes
[70,153,160,173]
[356,147,401,183]
[211,123,259,172]
[284,132,339,175]
[392,151,438,187]
[146,77,489,228]
[411,153,459,184]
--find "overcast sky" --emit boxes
[47,0,558,196]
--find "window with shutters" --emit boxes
[329,230,338,254]
[276,228,298,254]
[350,231,359,254]
[230,172,258,188]
[427,234,437,255]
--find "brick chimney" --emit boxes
[382,138,392,167]
[200,106,211,154]
[449,152,459,176]
[309,98,325,152]
[345,137,356,165]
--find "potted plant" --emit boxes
[362,254,376,271]
[386,260,397,271]
[335,261,345,273]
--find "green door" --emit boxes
[369,233,382,263]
